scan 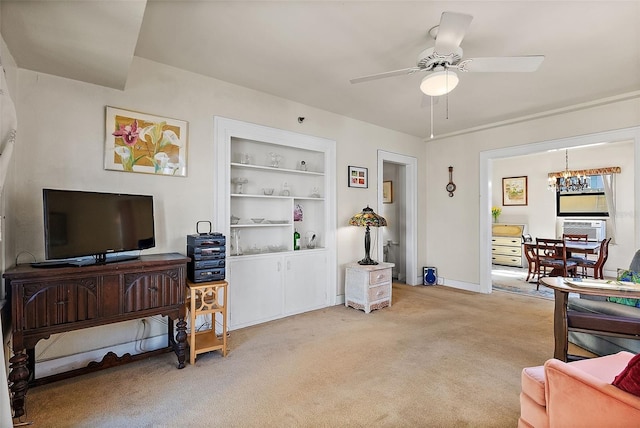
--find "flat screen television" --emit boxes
[39,189,155,266]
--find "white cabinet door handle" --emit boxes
[277,261,282,271]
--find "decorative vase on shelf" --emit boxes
[493,215,499,223]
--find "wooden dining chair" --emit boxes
[576,238,611,279]
[563,233,589,275]
[535,238,578,290]
[523,243,539,282]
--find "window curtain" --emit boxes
[602,174,616,244]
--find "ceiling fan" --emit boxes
[350,11,544,96]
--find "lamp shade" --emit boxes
[420,70,459,96]
[349,206,387,265]
[348,205,387,228]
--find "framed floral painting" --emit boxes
[105,107,188,176]
[502,176,528,206]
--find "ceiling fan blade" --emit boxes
[461,55,545,72]
[350,67,420,84]
[434,12,473,55]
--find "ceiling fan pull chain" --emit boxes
[430,96,434,139]
[445,69,450,120]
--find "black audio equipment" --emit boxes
[187,221,226,282]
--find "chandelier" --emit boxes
[547,149,589,193]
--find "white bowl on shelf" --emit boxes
[251,218,264,223]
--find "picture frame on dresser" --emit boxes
[502,176,528,206]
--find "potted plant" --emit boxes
[491,206,502,223]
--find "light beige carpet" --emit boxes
[20,284,556,427]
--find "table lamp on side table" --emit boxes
[349,205,387,265]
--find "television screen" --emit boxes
[42,189,155,264]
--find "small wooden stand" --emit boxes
[186,280,228,364]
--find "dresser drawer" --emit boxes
[492,254,522,267]
[492,245,522,257]
[492,236,522,246]
[368,284,391,301]
[369,268,391,285]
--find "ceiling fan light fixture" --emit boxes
[420,70,459,96]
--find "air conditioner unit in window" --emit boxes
[562,220,606,241]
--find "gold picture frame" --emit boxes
[502,176,528,206]
[383,181,393,203]
[105,106,188,176]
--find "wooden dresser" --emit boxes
[4,253,189,418]
[345,262,394,313]
[491,224,526,267]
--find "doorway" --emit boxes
[479,126,640,294]
[377,150,419,285]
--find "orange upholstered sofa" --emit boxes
[519,351,640,428]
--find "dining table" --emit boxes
[534,239,603,279]
[563,240,602,255]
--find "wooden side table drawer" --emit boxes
[369,269,391,285]
[368,283,391,301]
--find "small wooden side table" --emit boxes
[345,262,394,313]
[186,280,228,364]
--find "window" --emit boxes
[556,175,609,217]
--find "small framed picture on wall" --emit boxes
[502,176,528,206]
[348,166,368,188]
[383,181,393,203]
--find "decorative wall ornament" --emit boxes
[105,107,188,176]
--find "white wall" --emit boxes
[0,35,17,426]
[7,56,426,364]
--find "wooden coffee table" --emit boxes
[541,277,640,361]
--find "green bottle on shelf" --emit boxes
[294,229,301,250]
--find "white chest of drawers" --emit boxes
[345,262,394,313]
[491,223,525,267]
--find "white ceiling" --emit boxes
[2,1,639,139]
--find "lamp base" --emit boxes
[358,257,378,266]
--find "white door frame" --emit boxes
[377,150,419,285]
[479,126,640,293]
